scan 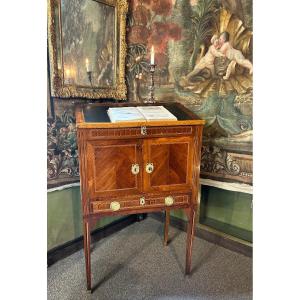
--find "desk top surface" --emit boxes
[76,102,205,128]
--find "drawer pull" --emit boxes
[146,163,154,174]
[165,196,174,206]
[140,197,145,206]
[110,201,121,211]
[131,163,140,175]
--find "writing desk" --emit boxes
[75,102,205,291]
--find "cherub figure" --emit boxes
[218,31,253,80]
[184,34,225,81]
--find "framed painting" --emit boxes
[47,0,128,100]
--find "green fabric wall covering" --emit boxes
[47,186,121,250]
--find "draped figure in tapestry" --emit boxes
[183,31,253,83]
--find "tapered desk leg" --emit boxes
[164,209,170,246]
[185,207,196,275]
[83,220,91,291]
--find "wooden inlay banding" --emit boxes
[89,126,193,139]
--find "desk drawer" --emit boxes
[90,194,189,213]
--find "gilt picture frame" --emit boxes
[47,0,128,100]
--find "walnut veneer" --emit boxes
[76,102,205,291]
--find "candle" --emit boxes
[85,58,90,72]
[65,68,70,79]
[150,46,155,65]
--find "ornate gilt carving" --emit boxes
[47,0,128,99]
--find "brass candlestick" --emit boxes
[144,64,156,103]
[87,71,93,87]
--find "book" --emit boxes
[107,107,145,123]
[107,106,177,123]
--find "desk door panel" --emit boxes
[86,139,143,198]
[144,137,193,192]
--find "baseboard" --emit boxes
[48,212,251,267]
[149,212,252,257]
[47,215,139,266]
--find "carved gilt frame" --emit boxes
[47,0,128,100]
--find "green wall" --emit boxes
[200,186,252,242]
[171,186,252,243]
[47,186,121,250]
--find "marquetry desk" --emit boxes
[75,102,205,291]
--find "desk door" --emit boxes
[143,137,193,192]
[86,139,143,198]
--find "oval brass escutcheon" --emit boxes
[131,163,140,175]
[145,163,154,174]
[140,197,145,206]
[110,201,121,211]
[165,196,174,206]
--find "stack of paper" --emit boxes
[107,106,177,123]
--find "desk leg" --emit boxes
[83,220,91,291]
[164,209,170,246]
[185,207,196,275]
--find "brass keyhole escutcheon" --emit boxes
[165,196,174,206]
[131,163,140,175]
[140,197,145,206]
[146,163,154,174]
[141,126,147,135]
[110,201,121,211]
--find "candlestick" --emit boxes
[150,46,155,65]
[87,71,93,87]
[144,64,156,103]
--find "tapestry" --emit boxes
[47,0,253,188]
[47,101,79,188]
[126,0,253,185]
